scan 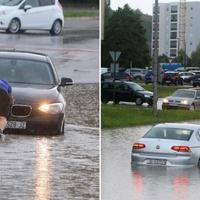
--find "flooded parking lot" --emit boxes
[0,124,99,200]
[102,125,200,200]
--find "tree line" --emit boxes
[102,4,200,68]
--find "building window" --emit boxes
[170,49,177,57]
[171,5,178,13]
[170,32,177,39]
[171,23,177,31]
[171,15,178,22]
[170,41,177,48]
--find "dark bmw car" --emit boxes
[102,81,153,106]
[0,51,73,135]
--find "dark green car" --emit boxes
[101,81,153,106]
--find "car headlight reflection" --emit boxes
[181,100,188,105]
[38,103,63,114]
[163,98,169,103]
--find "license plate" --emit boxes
[146,159,167,166]
[6,121,26,129]
[166,80,171,83]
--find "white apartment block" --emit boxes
[152,1,200,58]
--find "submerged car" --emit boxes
[0,0,64,35]
[101,81,153,105]
[0,50,73,135]
[131,123,200,168]
[162,88,200,110]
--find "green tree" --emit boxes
[159,54,169,63]
[102,4,150,68]
[173,49,189,66]
[191,44,200,67]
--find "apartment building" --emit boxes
[152,1,200,58]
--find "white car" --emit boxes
[0,0,64,35]
[132,123,200,168]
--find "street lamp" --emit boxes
[153,0,159,116]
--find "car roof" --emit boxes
[0,50,49,62]
[154,123,200,131]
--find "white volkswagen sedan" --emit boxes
[0,0,64,35]
[131,123,200,168]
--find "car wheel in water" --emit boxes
[7,18,20,34]
[57,120,65,135]
[135,97,143,106]
[50,20,62,36]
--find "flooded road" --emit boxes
[102,125,200,200]
[0,124,99,200]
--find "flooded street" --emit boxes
[0,124,99,200]
[0,18,99,199]
[102,125,200,200]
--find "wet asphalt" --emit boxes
[0,18,99,199]
[102,124,200,200]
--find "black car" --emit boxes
[101,72,133,82]
[0,51,73,135]
[101,81,153,106]
[162,71,183,85]
[192,73,200,87]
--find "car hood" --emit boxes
[0,6,16,12]
[138,90,153,96]
[12,84,60,104]
[166,96,193,103]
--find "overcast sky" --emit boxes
[111,0,200,15]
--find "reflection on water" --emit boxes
[35,138,50,200]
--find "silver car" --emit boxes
[162,88,200,110]
[131,123,200,168]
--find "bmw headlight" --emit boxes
[38,103,64,114]
[144,95,151,98]
[163,98,169,103]
[181,100,188,105]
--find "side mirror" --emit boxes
[24,5,32,12]
[59,77,73,87]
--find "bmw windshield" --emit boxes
[0,0,23,6]
[0,58,56,85]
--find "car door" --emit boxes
[115,83,131,102]
[19,0,41,29]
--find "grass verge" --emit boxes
[102,104,200,129]
[64,10,98,18]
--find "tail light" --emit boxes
[171,146,190,152]
[133,143,146,150]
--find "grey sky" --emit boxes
[111,0,200,15]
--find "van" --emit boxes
[0,0,64,35]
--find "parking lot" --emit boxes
[0,18,99,199]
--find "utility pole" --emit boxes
[153,0,159,116]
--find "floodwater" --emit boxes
[0,124,99,200]
[102,125,200,200]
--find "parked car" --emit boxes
[101,72,133,82]
[125,68,147,81]
[191,73,200,87]
[0,50,73,135]
[162,71,183,85]
[101,67,109,74]
[0,0,64,35]
[131,123,200,168]
[144,70,153,84]
[162,88,200,110]
[101,81,153,105]
[178,72,195,84]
